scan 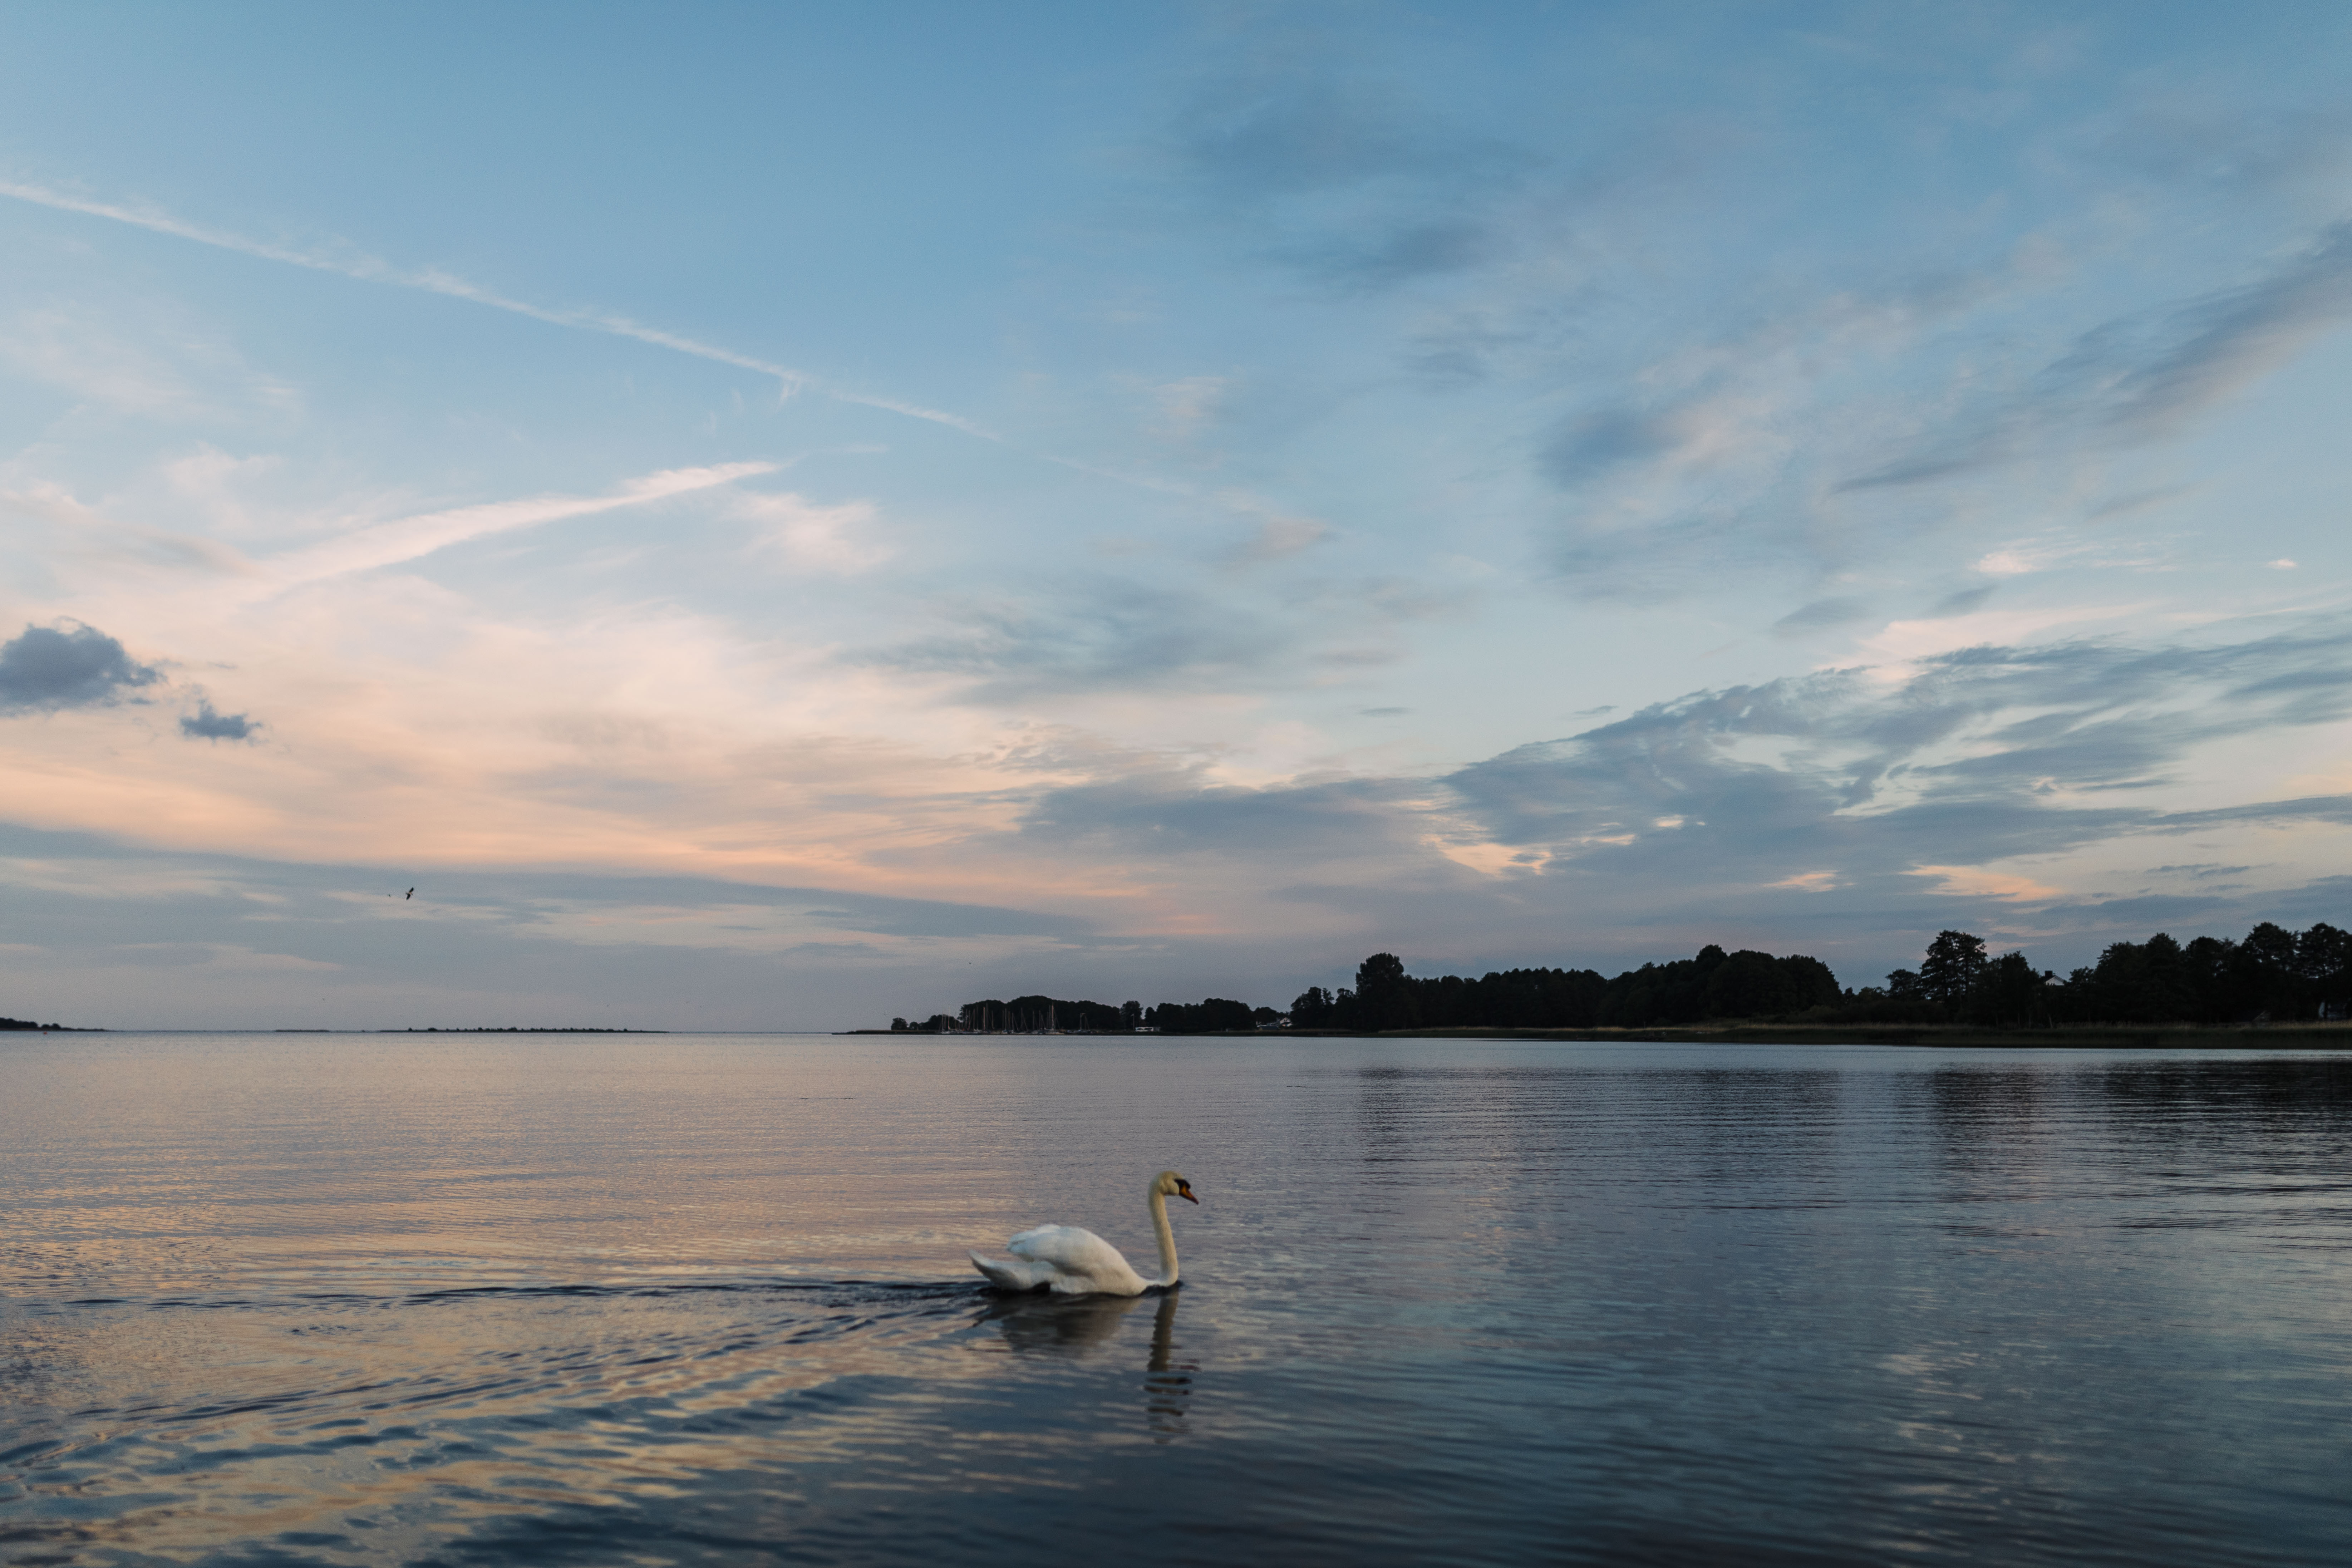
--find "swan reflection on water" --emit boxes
[974,1288,1195,1440]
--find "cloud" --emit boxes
[3,483,259,576]
[11,610,2352,1017]
[913,621,2352,983]
[735,490,892,574]
[0,826,1109,1028]
[1020,766,1423,862]
[1772,597,1875,636]
[1440,627,2352,891]
[2101,223,2352,436]
[863,582,1294,702]
[1225,510,1331,566]
[1174,73,1460,197]
[0,306,299,422]
[269,462,776,585]
[1163,59,1531,290]
[1541,407,1688,486]
[1843,222,2352,490]
[1148,375,1232,441]
[1926,586,1997,618]
[1298,218,1493,287]
[0,622,161,713]
[180,701,257,742]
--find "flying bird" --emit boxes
[404,888,414,899]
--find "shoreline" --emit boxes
[852,1022,2352,1047]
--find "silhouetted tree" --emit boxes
[1964,951,2051,1028]
[1919,931,1989,1010]
[2301,923,2351,1016]
[1289,985,1336,1028]
[1353,952,1418,1031]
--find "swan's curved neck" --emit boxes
[1148,1184,1179,1286]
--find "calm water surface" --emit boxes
[3,1033,2349,1565]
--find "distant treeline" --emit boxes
[1289,948,1841,1031]
[1865,923,2352,1028]
[887,919,2352,1034]
[894,995,1280,1034]
[1,1016,67,1031]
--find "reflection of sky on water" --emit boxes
[3,1036,2350,1565]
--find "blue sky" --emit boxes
[4,2,2351,1028]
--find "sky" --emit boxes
[4,1,2352,1029]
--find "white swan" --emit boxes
[970,1170,1197,1296]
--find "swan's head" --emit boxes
[1154,1169,1199,1204]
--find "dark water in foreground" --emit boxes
[3,1034,2349,1566]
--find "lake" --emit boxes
[3,1033,2349,1565]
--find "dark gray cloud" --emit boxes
[1164,56,1533,291]
[1403,312,1543,388]
[1541,406,1686,486]
[1926,586,1996,618]
[1843,222,2352,490]
[1442,629,2352,894]
[1020,767,1421,861]
[858,569,1467,703]
[985,628,2352,923]
[180,701,257,742]
[0,622,160,713]
[858,581,1293,702]
[2103,223,2352,435]
[1302,218,1492,287]
[990,620,2352,984]
[1175,75,1435,197]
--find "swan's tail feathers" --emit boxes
[970,1250,1053,1291]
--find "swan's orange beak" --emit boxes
[1179,1187,1198,1203]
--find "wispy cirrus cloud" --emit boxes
[734,490,893,575]
[1843,221,2352,491]
[0,303,300,422]
[266,462,777,586]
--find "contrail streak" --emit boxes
[0,179,1293,512]
[0,178,994,438]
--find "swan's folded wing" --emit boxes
[1005,1224,1132,1281]
[970,1250,1055,1290]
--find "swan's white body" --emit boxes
[971,1170,1196,1297]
